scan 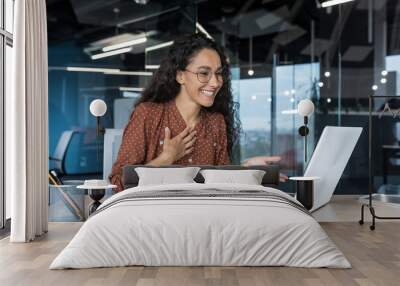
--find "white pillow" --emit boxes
[135,167,200,186]
[200,169,266,185]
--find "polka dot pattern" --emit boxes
[109,100,230,192]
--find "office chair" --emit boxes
[49,130,77,176]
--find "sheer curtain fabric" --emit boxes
[7,0,48,242]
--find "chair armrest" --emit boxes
[49,156,62,161]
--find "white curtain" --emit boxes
[7,0,48,242]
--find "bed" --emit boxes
[50,165,350,269]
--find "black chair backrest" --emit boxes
[49,130,77,174]
[122,164,280,190]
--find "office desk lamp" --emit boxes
[297,99,315,163]
[89,99,107,161]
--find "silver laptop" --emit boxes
[304,126,363,212]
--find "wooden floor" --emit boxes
[1,199,400,286]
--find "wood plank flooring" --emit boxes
[1,198,400,286]
[1,222,399,286]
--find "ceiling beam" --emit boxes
[265,0,304,62]
[326,1,355,64]
[232,0,257,26]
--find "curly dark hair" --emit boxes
[135,33,240,160]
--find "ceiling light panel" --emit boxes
[321,0,355,8]
[91,47,132,60]
[102,37,147,52]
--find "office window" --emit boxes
[235,77,272,160]
[0,39,3,228]
[1,0,13,229]
[5,44,11,220]
[5,0,13,33]
[385,55,400,96]
[274,63,319,175]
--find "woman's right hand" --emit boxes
[160,126,197,163]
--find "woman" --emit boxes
[109,33,282,192]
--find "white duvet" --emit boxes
[50,183,350,269]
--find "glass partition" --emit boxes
[48,2,197,178]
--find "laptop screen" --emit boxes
[304,126,362,211]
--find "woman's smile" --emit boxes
[199,88,218,104]
[199,88,216,97]
[196,87,218,106]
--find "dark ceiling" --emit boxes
[46,0,400,71]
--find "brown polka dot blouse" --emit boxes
[109,100,230,192]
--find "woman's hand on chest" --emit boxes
[160,126,197,163]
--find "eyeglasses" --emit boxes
[184,69,224,83]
